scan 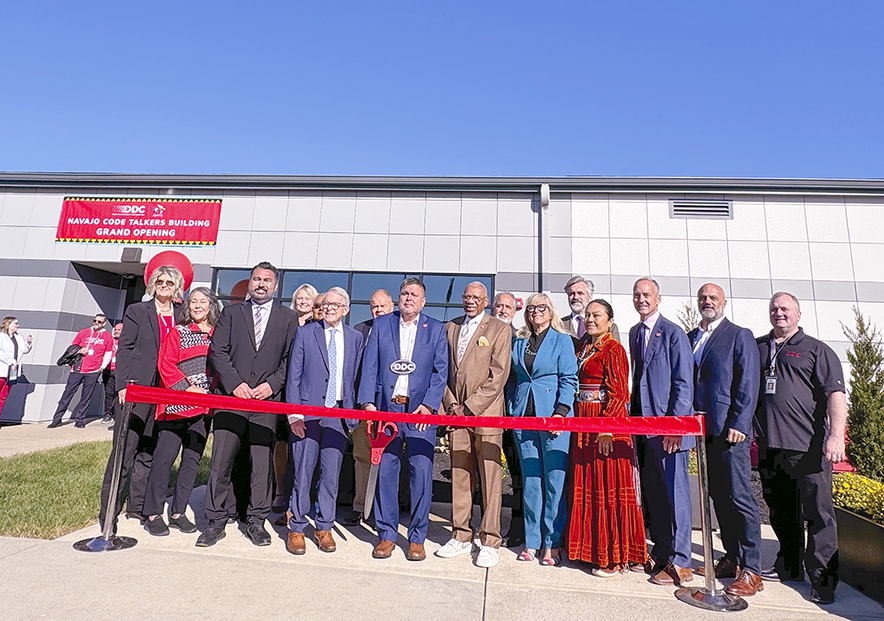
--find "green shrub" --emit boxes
[842,307,884,482]
[832,472,884,525]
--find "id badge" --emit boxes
[764,375,777,395]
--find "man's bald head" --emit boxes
[697,282,727,328]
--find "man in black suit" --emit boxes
[342,288,393,526]
[689,283,763,596]
[196,262,299,548]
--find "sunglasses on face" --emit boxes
[156,279,176,288]
[526,304,549,313]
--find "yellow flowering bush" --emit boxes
[833,472,884,525]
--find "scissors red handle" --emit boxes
[367,420,398,466]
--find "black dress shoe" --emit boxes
[47,420,63,429]
[341,510,362,526]
[760,566,804,582]
[74,422,87,429]
[125,511,145,524]
[245,521,272,546]
[168,514,197,533]
[195,525,226,547]
[144,516,170,536]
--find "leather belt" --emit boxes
[576,385,608,404]
[391,395,408,405]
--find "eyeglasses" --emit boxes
[462,295,486,302]
[93,319,106,324]
[156,279,176,288]
[526,304,549,313]
[320,302,345,310]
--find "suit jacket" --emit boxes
[356,311,448,419]
[563,313,621,343]
[628,314,695,448]
[442,313,512,436]
[116,299,184,390]
[353,319,373,345]
[286,320,363,431]
[210,301,299,401]
[688,318,760,438]
[509,328,578,418]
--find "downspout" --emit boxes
[538,183,550,293]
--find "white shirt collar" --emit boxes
[399,313,420,328]
[251,299,274,311]
[642,310,661,332]
[698,315,725,335]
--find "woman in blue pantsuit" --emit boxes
[509,293,578,566]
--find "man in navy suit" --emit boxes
[284,287,363,555]
[689,283,763,595]
[629,277,695,586]
[357,278,448,561]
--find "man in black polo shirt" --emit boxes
[755,292,847,605]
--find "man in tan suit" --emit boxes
[436,282,512,568]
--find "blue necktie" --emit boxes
[325,329,337,408]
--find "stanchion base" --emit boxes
[73,535,138,552]
[675,587,748,612]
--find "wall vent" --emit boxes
[669,199,733,219]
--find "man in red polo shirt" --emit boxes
[48,314,114,428]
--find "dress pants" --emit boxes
[636,435,692,568]
[102,370,117,419]
[501,429,525,544]
[375,423,436,544]
[758,446,839,581]
[706,434,762,574]
[143,417,209,517]
[52,371,100,424]
[450,428,503,548]
[351,420,371,513]
[99,402,157,527]
[289,419,348,532]
[514,428,570,551]
[204,410,275,527]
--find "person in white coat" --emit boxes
[0,317,33,414]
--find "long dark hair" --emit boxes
[179,287,220,327]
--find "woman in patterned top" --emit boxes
[143,287,219,536]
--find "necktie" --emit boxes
[576,315,586,338]
[253,306,264,348]
[457,322,471,362]
[325,329,337,407]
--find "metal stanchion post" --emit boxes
[675,417,746,611]
[74,387,138,552]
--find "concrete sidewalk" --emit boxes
[1,485,881,621]
[0,419,111,457]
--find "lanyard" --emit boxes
[768,333,794,375]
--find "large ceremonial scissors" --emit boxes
[362,420,398,522]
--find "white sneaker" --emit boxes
[475,545,500,568]
[435,538,472,558]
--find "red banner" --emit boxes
[124,384,706,436]
[56,197,222,245]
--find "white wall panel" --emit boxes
[461,196,498,236]
[846,200,884,244]
[282,232,319,268]
[813,300,857,342]
[687,217,728,241]
[851,244,884,282]
[316,233,354,269]
[809,243,855,282]
[285,194,322,232]
[571,195,609,238]
[354,196,391,235]
[572,238,611,277]
[805,198,849,243]
[728,241,771,280]
[426,196,462,235]
[0,226,29,260]
[30,193,65,227]
[610,238,649,275]
[647,198,687,239]
[218,195,256,231]
[0,192,35,226]
[351,234,389,271]
[497,196,535,237]
[649,239,689,277]
[252,196,289,231]
[498,237,536,273]
[764,197,807,242]
[213,231,252,267]
[768,241,812,280]
[386,234,424,272]
[423,236,460,272]
[248,232,285,266]
[609,196,648,239]
[726,200,767,242]
[318,194,357,234]
[688,240,729,277]
[460,236,497,273]
[389,195,426,235]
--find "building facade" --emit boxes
[1,173,881,423]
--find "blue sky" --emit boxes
[2,1,882,177]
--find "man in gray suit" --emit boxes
[561,275,620,342]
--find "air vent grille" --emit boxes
[669,199,733,219]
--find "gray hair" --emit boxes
[325,286,351,307]
[370,289,392,303]
[399,277,426,297]
[565,275,594,296]
[633,277,661,295]
[771,291,801,311]
[179,287,221,327]
[464,281,488,298]
[493,291,516,306]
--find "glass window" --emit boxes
[421,275,492,305]
[351,273,405,302]
[280,271,348,300]
[348,303,372,326]
[215,269,252,298]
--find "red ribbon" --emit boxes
[125,384,705,436]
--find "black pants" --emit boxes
[707,435,762,574]
[205,410,276,527]
[758,446,839,581]
[102,370,116,419]
[143,417,209,517]
[501,429,524,544]
[99,403,157,527]
[52,371,100,424]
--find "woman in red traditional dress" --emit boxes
[568,299,648,576]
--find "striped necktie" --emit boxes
[253,305,264,348]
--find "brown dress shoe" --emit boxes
[314,529,336,553]
[697,557,739,579]
[406,542,426,561]
[286,531,306,555]
[726,569,764,596]
[372,539,396,559]
[650,561,694,586]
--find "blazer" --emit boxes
[353,319,373,345]
[442,313,512,435]
[509,327,578,418]
[688,318,760,438]
[628,314,695,448]
[562,313,621,343]
[356,311,448,416]
[0,332,32,378]
[286,320,363,431]
[116,299,184,390]
[210,301,299,401]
